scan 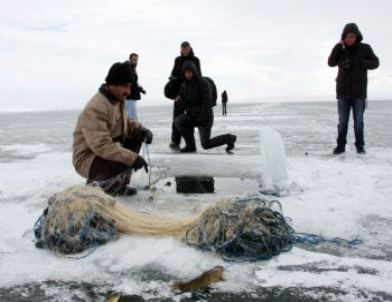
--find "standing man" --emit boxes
[168,41,202,151]
[221,90,228,116]
[73,61,153,196]
[328,23,379,155]
[174,61,236,153]
[126,53,146,120]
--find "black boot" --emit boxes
[226,135,237,153]
[356,145,366,154]
[333,145,345,155]
[117,186,138,196]
[169,142,180,151]
[180,145,197,153]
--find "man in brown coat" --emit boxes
[73,61,153,196]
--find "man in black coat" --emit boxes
[169,41,202,150]
[328,23,379,154]
[221,90,228,116]
[174,61,236,153]
[126,53,146,120]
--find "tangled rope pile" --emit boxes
[34,186,362,260]
[185,197,294,261]
[34,185,195,255]
[184,196,362,261]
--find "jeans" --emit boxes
[175,114,232,149]
[127,100,138,120]
[337,98,366,147]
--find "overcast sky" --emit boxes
[0,0,391,112]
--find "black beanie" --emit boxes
[105,61,132,85]
[181,41,190,48]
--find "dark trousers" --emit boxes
[337,98,366,147]
[87,138,142,189]
[222,103,227,116]
[171,101,185,145]
[175,114,232,149]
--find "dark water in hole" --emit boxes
[175,176,215,193]
[156,176,260,194]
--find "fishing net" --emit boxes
[184,197,294,261]
[34,186,361,260]
[34,185,196,254]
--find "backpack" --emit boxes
[164,78,182,100]
[203,77,217,107]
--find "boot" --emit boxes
[356,145,366,154]
[226,135,237,153]
[180,145,197,153]
[333,145,345,155]
[169,141,180,151]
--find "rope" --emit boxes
[185,196,363,262]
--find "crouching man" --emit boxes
[73,61,153,196]
[174,61,236,153]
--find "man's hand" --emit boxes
[141,127,153,144]
[139,86,147,94]
[133,155,148,173]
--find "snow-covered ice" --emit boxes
[0,101,391,301]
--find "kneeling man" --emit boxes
[73,61,153,196]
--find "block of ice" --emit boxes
[259,127,288,187]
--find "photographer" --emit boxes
[328,23,379,154]
[174,61,236,153]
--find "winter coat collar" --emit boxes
[98,84,122,104]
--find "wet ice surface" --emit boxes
[1,101,392,301]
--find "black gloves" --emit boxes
[133,156,148,173]
[139,86,147,94]
[141,127,153,144]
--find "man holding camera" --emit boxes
[174,61,236,153]
[328,23,379,155]
[73,61,153,196]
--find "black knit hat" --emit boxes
[105,61,132,85]
[181,41,190,48]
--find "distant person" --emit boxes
[126,53,146,120]
[168,41,202,151]
[328,23,379,155]
[221,90,228,116]
[73,61,153,196]
[174,61,236,153]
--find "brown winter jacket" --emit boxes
[73,85,143,178]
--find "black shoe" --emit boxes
[226,135,237,152]
[118,186,137,196]
[333,145,345,155]
[169,142,180,151]
[356,145,366,154]
[180,145,197,153]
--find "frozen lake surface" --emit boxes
[1,101,392,301]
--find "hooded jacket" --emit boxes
[73,85,143,178]
[178,61,213,126]
[328,23,379,99]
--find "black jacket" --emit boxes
[171,48,202,82]
[127,65,142,100]
[179,62,212,126]
[328,23,379,99]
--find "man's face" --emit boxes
[130,55,139,67]
[181,46,191,57]
[184,70,193,81]
[108,84,131,101]
[345,32,357,46]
